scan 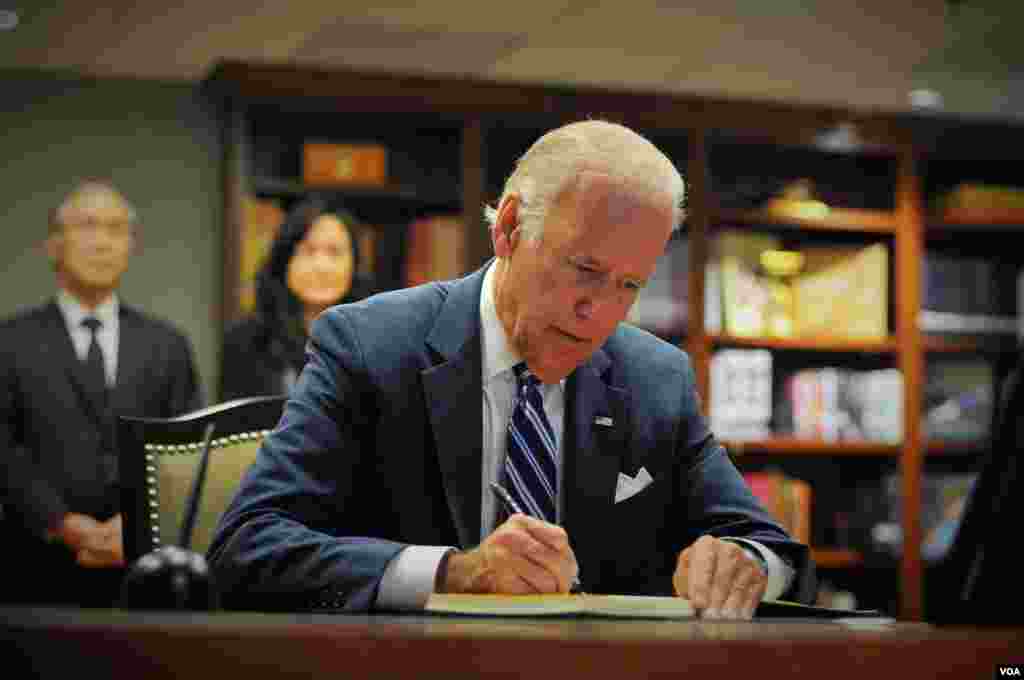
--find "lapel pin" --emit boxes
[593,416,614,427]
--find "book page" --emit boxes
[426,594,583,616]
[580,595,694,619]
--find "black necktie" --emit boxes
[81,317,107,405]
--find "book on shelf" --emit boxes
[918,310,1017,335]
[353,223,377,280]
[239,195,284,314]
[714,229,780,337]
[922,252,991,316]
[871,472,977,563]
[404,215,467,287]
[303,142,388,186]
[704,259,722,333]
[710,349,772,440]
[937,182,1024,222]
[626,234,688,336]
[791,243,888,340]
[920,252,1016,335]
[742,469,812,545]
[923,359,994,442]
[784,367,902,443]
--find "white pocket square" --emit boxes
[614,466,654,503]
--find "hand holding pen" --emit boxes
[489,482,583,594]
[438,484,581,595]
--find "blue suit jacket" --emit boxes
[208,264,814,611]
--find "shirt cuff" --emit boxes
[722,538,795,601]
[375,545,454,611]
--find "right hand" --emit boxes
[440,514,578,595]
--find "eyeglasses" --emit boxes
[63,218,134,238]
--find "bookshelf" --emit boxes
[711,334,899,353]
[724,438,900,457]
[713,207,898,234]
[205,60,1024,621]
[812,548,863,569]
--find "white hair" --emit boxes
[484,120,686,242]
[50,179,137,236]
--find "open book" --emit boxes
[425,594,887,620]
[425,593,695,619]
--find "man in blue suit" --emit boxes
[208,120,814,618]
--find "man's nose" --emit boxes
[575,295,612,321]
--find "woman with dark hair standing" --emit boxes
[219,198,368,401]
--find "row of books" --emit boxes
[712,349,995,444]
[632,231,1023,341]
[868,472,977,563]
[708,229,889,340]
[628,230,892,341]
[742,468,978,569]
[742,468,811,545]
[923,360,994,442]
[920,252,1018,336]
[783,367,903,444]
[709,350,906,443]
[934,182,1024,223]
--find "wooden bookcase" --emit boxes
[205,60,1024,620]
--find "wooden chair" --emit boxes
[118,395,286,563]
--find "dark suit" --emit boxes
[208,264,814,612]
[0,300,201,605]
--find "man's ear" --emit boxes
[128,224,140,257]
[43,234,61,264]
[491,194,521,258]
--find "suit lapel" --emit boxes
[563,348,630,581]
[422,268,488,549]
[44,301,106,426]
[111,305,147,413]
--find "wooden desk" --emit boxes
[2,607,1021,679]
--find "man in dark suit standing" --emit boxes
[0,179,202,606]
[209,121,815,618]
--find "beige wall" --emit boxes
[0,68,221,403]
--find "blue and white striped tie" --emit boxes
[504,363,558,523]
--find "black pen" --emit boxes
[489,481,525,516]
[489,481,583,594]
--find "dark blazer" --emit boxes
[0,300,202,535]
[208,264,814,612]
[219,316,297,401]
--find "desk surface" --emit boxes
[3,607,1021,679]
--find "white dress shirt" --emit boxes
[376,263,793,610]
[56,289,120,387]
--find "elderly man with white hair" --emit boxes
[209,121,815,618]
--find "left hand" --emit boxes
[672,535,767,620]
[75,514,125,568]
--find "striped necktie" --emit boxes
[504,363,558,523]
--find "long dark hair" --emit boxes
[254,197,366,367]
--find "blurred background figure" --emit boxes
[0,178,202,607]
[219,198,369,401]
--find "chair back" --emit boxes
[118,395,286,563]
